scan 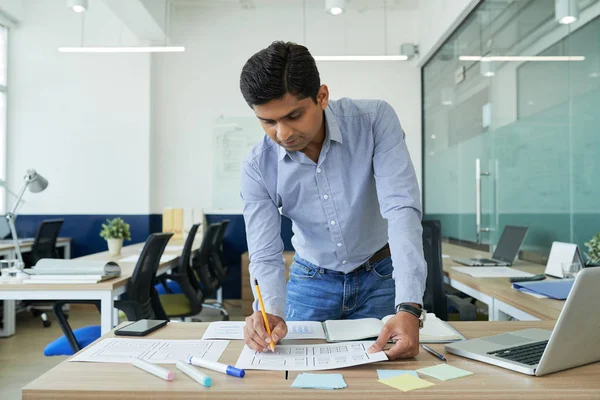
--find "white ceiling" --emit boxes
[170,0,420,11]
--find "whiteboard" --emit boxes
[212,116,265,210]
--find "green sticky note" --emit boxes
[378,374,435,392]
[417,364,473,381]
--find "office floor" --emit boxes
[0,300,244,400]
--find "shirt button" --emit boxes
[330,220,336,225]
[323,194,329,200]
[316,168,322,173]
[337,243,342,247]
[342,260,347,265]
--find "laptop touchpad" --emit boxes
[483,334,530,347]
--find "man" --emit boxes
[239,41,427,361]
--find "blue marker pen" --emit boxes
[188,356,246,378]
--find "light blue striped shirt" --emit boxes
[241,98,426,318]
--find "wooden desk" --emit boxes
[22,321,600,399]
[240,245,563,321]
[0,237,72,337]
[0,237,198,337]
[442,243,563,321]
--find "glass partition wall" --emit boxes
[423,0,600,258]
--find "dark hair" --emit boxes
[240,41,321,107]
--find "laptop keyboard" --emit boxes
[487,340,548,365]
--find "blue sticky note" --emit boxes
[377,370,419,380]
[291,373,347,390]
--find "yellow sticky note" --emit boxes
[417,364,473,381]
[378,374,435,392]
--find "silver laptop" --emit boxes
[454,225,528,266]
[445,266,600,376]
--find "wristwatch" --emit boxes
[395,303,426,329]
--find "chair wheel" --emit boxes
[43,320,51,328]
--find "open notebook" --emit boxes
[201,313,464,343]
[323,313,464,343]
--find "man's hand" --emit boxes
[243,310,288,352]
[367,311,420,360]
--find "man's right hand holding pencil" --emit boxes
[243,311,288,352]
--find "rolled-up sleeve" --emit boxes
[240,159,287,318]
[372,100,427,307]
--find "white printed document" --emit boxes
[201,321,326,340]
[234,341,387,371]
[452,266,534,278]
[69,338,229,364]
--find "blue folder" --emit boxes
[513,279,574,300]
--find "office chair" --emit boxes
[156,223,205,320]
[48,232,174,354]
[422,220,477,321]
[210,219,230,283]
[155,223,229,321]
[19,219,64,328]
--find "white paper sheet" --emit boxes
[69,338,229,364]
[452,266,534,278]
[201,321,326,340]
[234,341,387,371]
[164,245,185,252]
[119,254,178,264]
[442,254,451,259]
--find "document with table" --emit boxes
[70,338,229,364]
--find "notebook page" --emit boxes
[323,318,384,341]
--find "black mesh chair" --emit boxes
[210,220,230,283]
[192,223,228,320]
[22,219,64,267]
[19,219,64,327]
[52,232,173,353]
[422,220,477,321]
[156,223,205,319]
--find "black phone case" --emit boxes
[114,320,168,336]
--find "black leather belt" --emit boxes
[366,243,391,265]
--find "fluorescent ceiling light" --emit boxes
[326,0,345,15]
[555,0,579,24]
[67,0,88,13]
[314,55,408,61]
[460,55,585,62]
[58,46,186,53]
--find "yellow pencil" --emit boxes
[254,278,275,352]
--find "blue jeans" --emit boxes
[285,255,395,321]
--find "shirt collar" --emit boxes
[278,104,343,161]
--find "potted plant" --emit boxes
[584,233,600,267]
[100,217,131,256]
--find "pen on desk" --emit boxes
[421,344,447,361]
[188,356,245,378]
[132,358,174,381]
[176,361,212,387]
[254,278,275,352]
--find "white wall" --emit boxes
[417,0,478,67]
[0,0,23,22]
[151,3,421,213]
[8,0,151,214]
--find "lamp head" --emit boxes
[25,169,48,193]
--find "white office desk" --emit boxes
[0,238,71,336]
[0,237,195,337]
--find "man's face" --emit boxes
[252,86,329,153]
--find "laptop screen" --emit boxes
[492,225,529,263]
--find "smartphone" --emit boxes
[114,319,168,337]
